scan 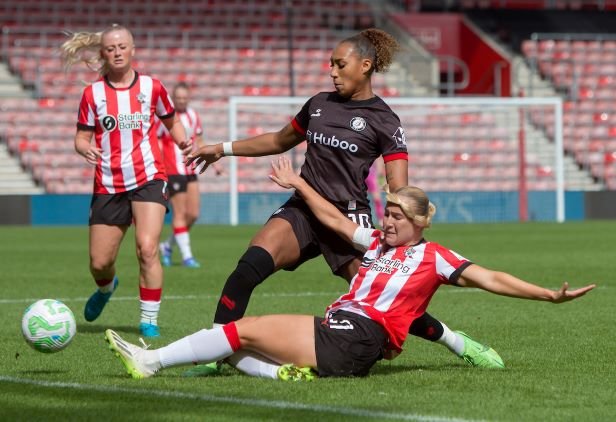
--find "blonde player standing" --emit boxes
[61,24,191,338]
[158,82,222,268]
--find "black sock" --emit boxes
[408,312,444,341]
[213,246,275,325]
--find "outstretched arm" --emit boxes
[269,156,359,245]
[195,134,224,176]
[458,264,596,303]
[186,123,305,174]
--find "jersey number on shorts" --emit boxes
[347,213,371,228]
[328,318,355,330]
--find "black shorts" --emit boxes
[314,310,387,377]
[89,179,169,226]
[168,174,198,197]
[270,195,374,275]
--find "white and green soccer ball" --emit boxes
[21,299,76,353]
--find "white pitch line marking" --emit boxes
[0,285,606,305]
[0,375,483,422]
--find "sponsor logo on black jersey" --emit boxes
[310,109,321,117]
[306,130,359,153]
[350,116,367,132]
[392,127,407,147]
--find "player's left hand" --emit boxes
[551,282,596,303]
[269,156,299,189]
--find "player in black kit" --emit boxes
[187,29,503,376]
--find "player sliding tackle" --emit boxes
[105,157,595,380]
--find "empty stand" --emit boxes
[523,35,616,188]
[0,0,378,193]
[0,1,607,194]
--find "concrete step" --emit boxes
[0,91,31,98]
[0,161,24,170]
[0,84,28,94]
[0,173,34,181]
[0,62,33,98]
[0,186,44,195]
[0,142,41,193]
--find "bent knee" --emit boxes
[90,256,114,273]
[136,241,159,263]
[234,316,265,346]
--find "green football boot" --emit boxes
[277,364,318,381]
[456,331,505,369]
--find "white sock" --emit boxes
[435,322,465,356]
[226,350,280,379]
[164,234,175,249]
[174,231,193,260]
[140,300,160,326]
[158,328,235,368]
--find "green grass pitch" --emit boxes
[0,222,614,421]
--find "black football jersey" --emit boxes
[292,91,408,210]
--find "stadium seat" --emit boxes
[2,0,601,193]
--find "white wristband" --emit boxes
[222,142,234,156]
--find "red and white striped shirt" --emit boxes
[326,228,472,356]
[158,107,203,176]
[76,72,175,194]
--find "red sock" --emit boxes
[95,278,113,288]
[139,287,162,302]
[223,322,241,352]
[173,226,188,235]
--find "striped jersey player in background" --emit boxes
[158,82,223,269]
[61,24,191,338]
[104,156,595,380]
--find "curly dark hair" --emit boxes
[342,28,400,74]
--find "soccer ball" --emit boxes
[21,299,76,353]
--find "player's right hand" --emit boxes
[82,147,103,165]
[186,144,221,174]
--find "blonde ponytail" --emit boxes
[60,31,106,75]
[60,24,133,76]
